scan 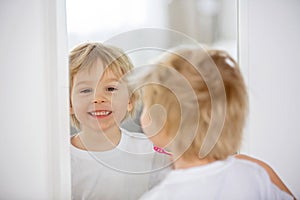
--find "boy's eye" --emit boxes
[80,89,92,93]
[106,87,118,92]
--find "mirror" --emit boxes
[66,0,237,199]
[67,0,237,56]
[67,0,237,132]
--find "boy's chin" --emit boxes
[93,123,120,133]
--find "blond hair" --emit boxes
[69,42,139,129]
[142,47,248,160]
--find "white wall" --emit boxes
[1,0,298,198]
[0,0,71,199]
[239,0,300,198]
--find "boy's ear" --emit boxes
[70,106,74,114]
[127,99,133,112]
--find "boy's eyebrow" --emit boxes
[75,79,120,87]
[74,81,94,87]
[103,78,120,83]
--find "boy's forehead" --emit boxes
[101,69,121,82]
[74,62,103,81]
[74,64,121,84]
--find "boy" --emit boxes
[69,42,171,200]
[137,47,294,199]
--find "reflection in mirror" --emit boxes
[66,0,237,199]
[67,0,237,133]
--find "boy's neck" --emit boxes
[173,155,215,170]
[71,126,122,152]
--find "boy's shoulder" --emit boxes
[231,157,269,173]
[121,128,147,138]
[228,157,271,177]
[120,128,154,153]
[121,128,150,142]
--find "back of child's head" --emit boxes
[142,46,248,161]
[69,42,139,129]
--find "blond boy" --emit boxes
[138,47,293,200]
[69,42,170,200]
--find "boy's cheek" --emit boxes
[70,106,74,114]
[72,95,91,105]
[141,111,172,148]
[141,113,163,139]
[112,106,128,124]
[140,110,150,128]
[148,130,171,149]
[127,101,133,112]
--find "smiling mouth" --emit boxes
[88,110,112,118]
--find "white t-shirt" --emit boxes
[139,157,293,200]
[71,128,171,200]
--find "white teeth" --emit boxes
[90,111,111,116]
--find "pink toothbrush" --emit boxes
[153,146,172,156]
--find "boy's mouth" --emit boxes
[88,110,112,118]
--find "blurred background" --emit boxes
[67,0,237,58]
[66,0,237,133]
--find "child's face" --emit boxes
[71,60,132,133]
[140,102,171,149]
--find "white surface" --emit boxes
[0,0,71,199]
[140,157,293,200]
[71,128,171,200]
[239,0,300,198]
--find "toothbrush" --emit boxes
[153,146,172,156]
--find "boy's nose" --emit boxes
[92,98,105,104]
[93,95,107,103]
[93,89,108,103]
